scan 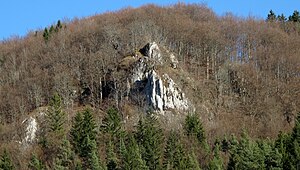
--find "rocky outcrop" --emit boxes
[170,53,179,69]
[129,42,192,114]
[20,108,46,147]
[131,57,150,83]
[145,71,190,113]
[162,74,189,110]
[21,116,38,146]
[145,71,165,111]
[139,42,162,63]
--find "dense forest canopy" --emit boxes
[0,3,299,169]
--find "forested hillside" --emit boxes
[0,3,299,169]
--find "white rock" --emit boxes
[170,54,179,69]
[131,57,150,83]
[162,74,189,111]
[146,71,164,112]
[22,116,38,145]
[145,71,190,113]
[130,42,192,113]
[148,42,162,63]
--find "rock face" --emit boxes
[20,108,46,147]
[170,54,179,69]
[146,71,165,111]
[145,71,190,113]
[139,42,162,63]
[131,57,150,83]
[129,42,191,113]
[21,116,38,146]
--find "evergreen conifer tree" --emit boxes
[267,10,277,22]
[55,20,63,32]
[208,143,223,170]
[70,108,97,158]
[106,140,118,170]
[28,154,44,170]
[289,10,300,22]
[125,135,148,170]
[277,14,287,22]
[184,113,206,144]
[43,28,49,41]
[163,131,186,170]
[53,137,75,169]
[49,25,55,34]
[101,108,122,138]
[46,93,66,133]
[186,152,201,170]
[135,114,163,170]
[228,132,266,170]
[87,137,103,170]
[0,150,14,170]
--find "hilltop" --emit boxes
[0,3,299,169]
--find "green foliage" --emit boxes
[70,108,97,158]
[119,137,129,170]
[54,137,75,169]
[87,137,103,170]
[228,132,266,170]
[277,14,287,22]
[289,10,300,22]
[274,131,291,169]
[46,93,66,133]
[28,154,44,170]
[42,20,62,42]
[122,135,148,170]
[106,140,118,170]
[74,158,83,170]
[163,131,187,170]
[184,113,205,144]
[186,152,201,170]
[101,108,122,138]
[208,143,223,170]
[49,25,55,34]
[42,28,49,41]
[135,114,163,170]
[55,20,63,32]
[0,150,14,170]
[267,10,277,22]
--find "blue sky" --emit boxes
[0,0,298,40]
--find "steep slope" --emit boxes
[0,3,299,148]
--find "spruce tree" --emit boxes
[208,143,223,170]
[0,150,14,170]
[163,131,186,170]
[275,131,291,170]
[184,113,205,144]
[228,132,266,170]
[101,108,122,138]
[119,136,130,170]
[289,10,300,22]
[70,108,97,158]
[53,137,75,169]
[46,93,66,133]
[28,154,44,170]
[126,135,148,170]
[49,25,55,34]
[55,20,63,32]
[135,114,163,170]
[277,14,287,22]
[106,140,118,170]
[87,137,103,170]
[43,28,49,41]
[186,152,201,170]
[267,10,277,22]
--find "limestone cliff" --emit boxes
[129,42,192,114]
